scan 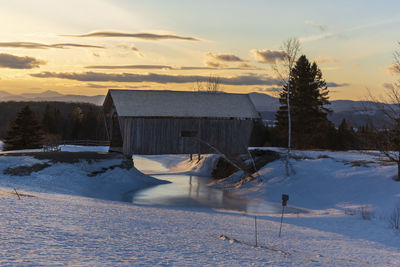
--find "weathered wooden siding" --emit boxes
[119,117,253,155]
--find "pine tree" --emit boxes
[70,107,84,139]
[4,105,43,150]
[42,104,62,135]
[336,119,358,150]
[81,107,98,139]
[275,55,333,149]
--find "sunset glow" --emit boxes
[0,0,399,100]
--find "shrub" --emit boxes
[389,205,400,230]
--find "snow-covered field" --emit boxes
[0,146,400,265]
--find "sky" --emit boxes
[0,0,399,100]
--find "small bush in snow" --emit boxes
[389,205,400,230]
[360,206,373,220]
[344,208,357,216]
[317,154,331,159]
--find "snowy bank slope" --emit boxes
[218,149,400,217]
[0,154,166,202]
[134,154,219,177]
[0,150,400,265]
[0,187,399,266]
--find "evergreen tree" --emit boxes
[70,107,84,139]
[335,119,358,150]
[275,55,334,149]
[249,120,270,147]
[81,107,98,139]
[42,104,62,135]
[4,105,43,150]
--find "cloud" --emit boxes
[251,49,287,64]
[85,64,255,70]
[87,83,151,89]
[305,20,327,31]
[237,63,259,70]
[0,42,104,49]
[315,56,338,64]
[204,60,227,68]
[130,45,144,57]
[381,83,395,90]
[300,17,400,43]
[299,32,338,43]
[206,52,244,62]
[254,87,282,92]
[385,64,399,76]
[0,53,46,69]
[86,65,174,70]
[205,52,245,68]
[63,31,200,41]
[31,71,280,86]
[326,82,349,87]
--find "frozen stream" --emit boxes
[129,155,285,214]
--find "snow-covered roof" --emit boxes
[105,89,260,119]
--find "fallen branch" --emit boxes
[13,188,21,200]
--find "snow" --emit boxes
[0,153,166,202]
[0,148,400,265]
[0,144,109,154]
[133,154,219,177]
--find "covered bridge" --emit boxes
[103,89,260,156]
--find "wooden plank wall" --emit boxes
[120,117,254,155]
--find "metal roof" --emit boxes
[104,89,260,119]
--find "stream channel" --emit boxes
[129,155,286,214]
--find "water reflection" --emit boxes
[129,173,284,214]
[130,155,296,214]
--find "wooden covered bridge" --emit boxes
[103,90,260,156]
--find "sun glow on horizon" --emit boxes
[0,0,398,101]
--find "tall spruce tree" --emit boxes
[275,55,333,149]
[336,119,358,150]
[42,104,62,135]
[4,105,43,150]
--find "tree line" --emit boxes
[250,54,387,152]
[1,102,107,150]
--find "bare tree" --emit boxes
[194,74,221,92]
[367,84,400,180]
[271,37,301,175]
[365,43,400,180]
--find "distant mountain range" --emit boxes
[0,90,105,105]
[248,92,386,127]
[0,90,387,126]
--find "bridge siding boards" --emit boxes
[103,90,260,156]
[119,117,253,155]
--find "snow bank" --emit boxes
[59,145,109,152]
[225,150,400,217]
[0,185,399,266]
[134,154,220,176]
[0,144,109,154]
[0,155,167,202]
[0,151,400,265]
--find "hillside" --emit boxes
[0,101,106,139]
[0,90,390,127]
[0,90,104,105]
[0,148,399,265]
[249,92,388,126]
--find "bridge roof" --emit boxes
[104,89,260,119]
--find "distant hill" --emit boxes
[0,101,106,139]
[0,90,390,127]
[249,92,389,127]
[0,90,105,105]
